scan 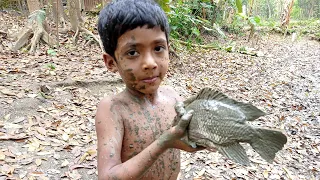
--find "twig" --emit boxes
[172,39,220,49]
[73,26,80,44]
[80,27,104,52]
[55,0,59,47]
[0,30,7,35]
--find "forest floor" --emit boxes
[0,11,319,180]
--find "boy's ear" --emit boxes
[103,54,118,73]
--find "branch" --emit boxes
[172,39,220,49]
[80,27,104,52]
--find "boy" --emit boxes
[96,0,204,179]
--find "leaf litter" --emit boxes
[1,11,319,179]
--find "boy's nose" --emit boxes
[142,53,158,70]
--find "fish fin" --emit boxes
[183,95,197,106]
[194,87,226,101]
[250,128,287,163]
[217,143,250,165]
[195,87,266,121]
[237,103,266,121]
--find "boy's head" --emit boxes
[98,0,170,60]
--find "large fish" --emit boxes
[175,88,287,165]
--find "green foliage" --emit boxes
[168,2,204,42]
[289,19,320,37]
[0,0,18,10]
[47,49,57,56]
[168,0,223,43]
[46,63,56,70]
[236,0,242,13]
[157,0,170,13]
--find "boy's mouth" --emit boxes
[142,76,158,83]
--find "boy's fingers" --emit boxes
[177,110,193,129]
[175,102,186,116]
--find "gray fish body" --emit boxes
[183,88,287,165]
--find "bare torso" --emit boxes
[113,87,181,180]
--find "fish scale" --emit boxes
[180,87,287,165]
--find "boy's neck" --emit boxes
[125,88,159,105]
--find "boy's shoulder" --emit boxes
[159,85,183,101]
[97,90,129,108]
[97,86,182,111]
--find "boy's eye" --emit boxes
[127,50,139,56]
[155,46,165,52]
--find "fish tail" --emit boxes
[250,129,287,163]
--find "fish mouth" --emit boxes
[142,76,158,83]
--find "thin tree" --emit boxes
[68,0,103,51]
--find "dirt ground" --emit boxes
[0,11,319,179]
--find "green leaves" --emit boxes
[248,16,261,26]
[236,0,242,13]
[46,63,56,70]
[168,1,217,43]
[47,49,57,56]
[191,27,200,36]
[157,0,171,13]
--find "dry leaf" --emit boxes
[69,164,96,171]
[53,153,60,160]
[0,152,5,160]
[263,170,269,178]
[61,160,69,167]
[4,114,11,121]
[87,169,95,175]
[1,164,14,175]
[19,171,28,179]
[37,151,52,156]
[0,132,29,140]
[35,159,42,166]
[0,89,16,96]
[8,146,21,156]
[67,170,82,179]
[12,117,26,124]
[20,158,34,165]
[4,122,23,129]
[36,127,47,136]
[62,133,69,141]
[47,169,61,175]
[29,171,45,177]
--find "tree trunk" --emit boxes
[266,0,272,19]
[27,0,41,13]
[12,0,56,54]
[281,0,295,28]
[67,0,103,51]
[50,0,67,27]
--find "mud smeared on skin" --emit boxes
[134,125,140,135]
[131,35,135,41]
[139,85,146,90]
[107,87,180,179]
[125,68,136,81]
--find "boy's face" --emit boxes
[104,26,169,94]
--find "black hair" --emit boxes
[98,0,170,60]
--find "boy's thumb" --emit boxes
[177,110,194,129]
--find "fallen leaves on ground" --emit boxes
[1,11,319,180]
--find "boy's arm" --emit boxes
[96,98,201,180]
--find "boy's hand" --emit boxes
[158,102,205,152]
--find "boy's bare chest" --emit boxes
[120,102,176,161]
